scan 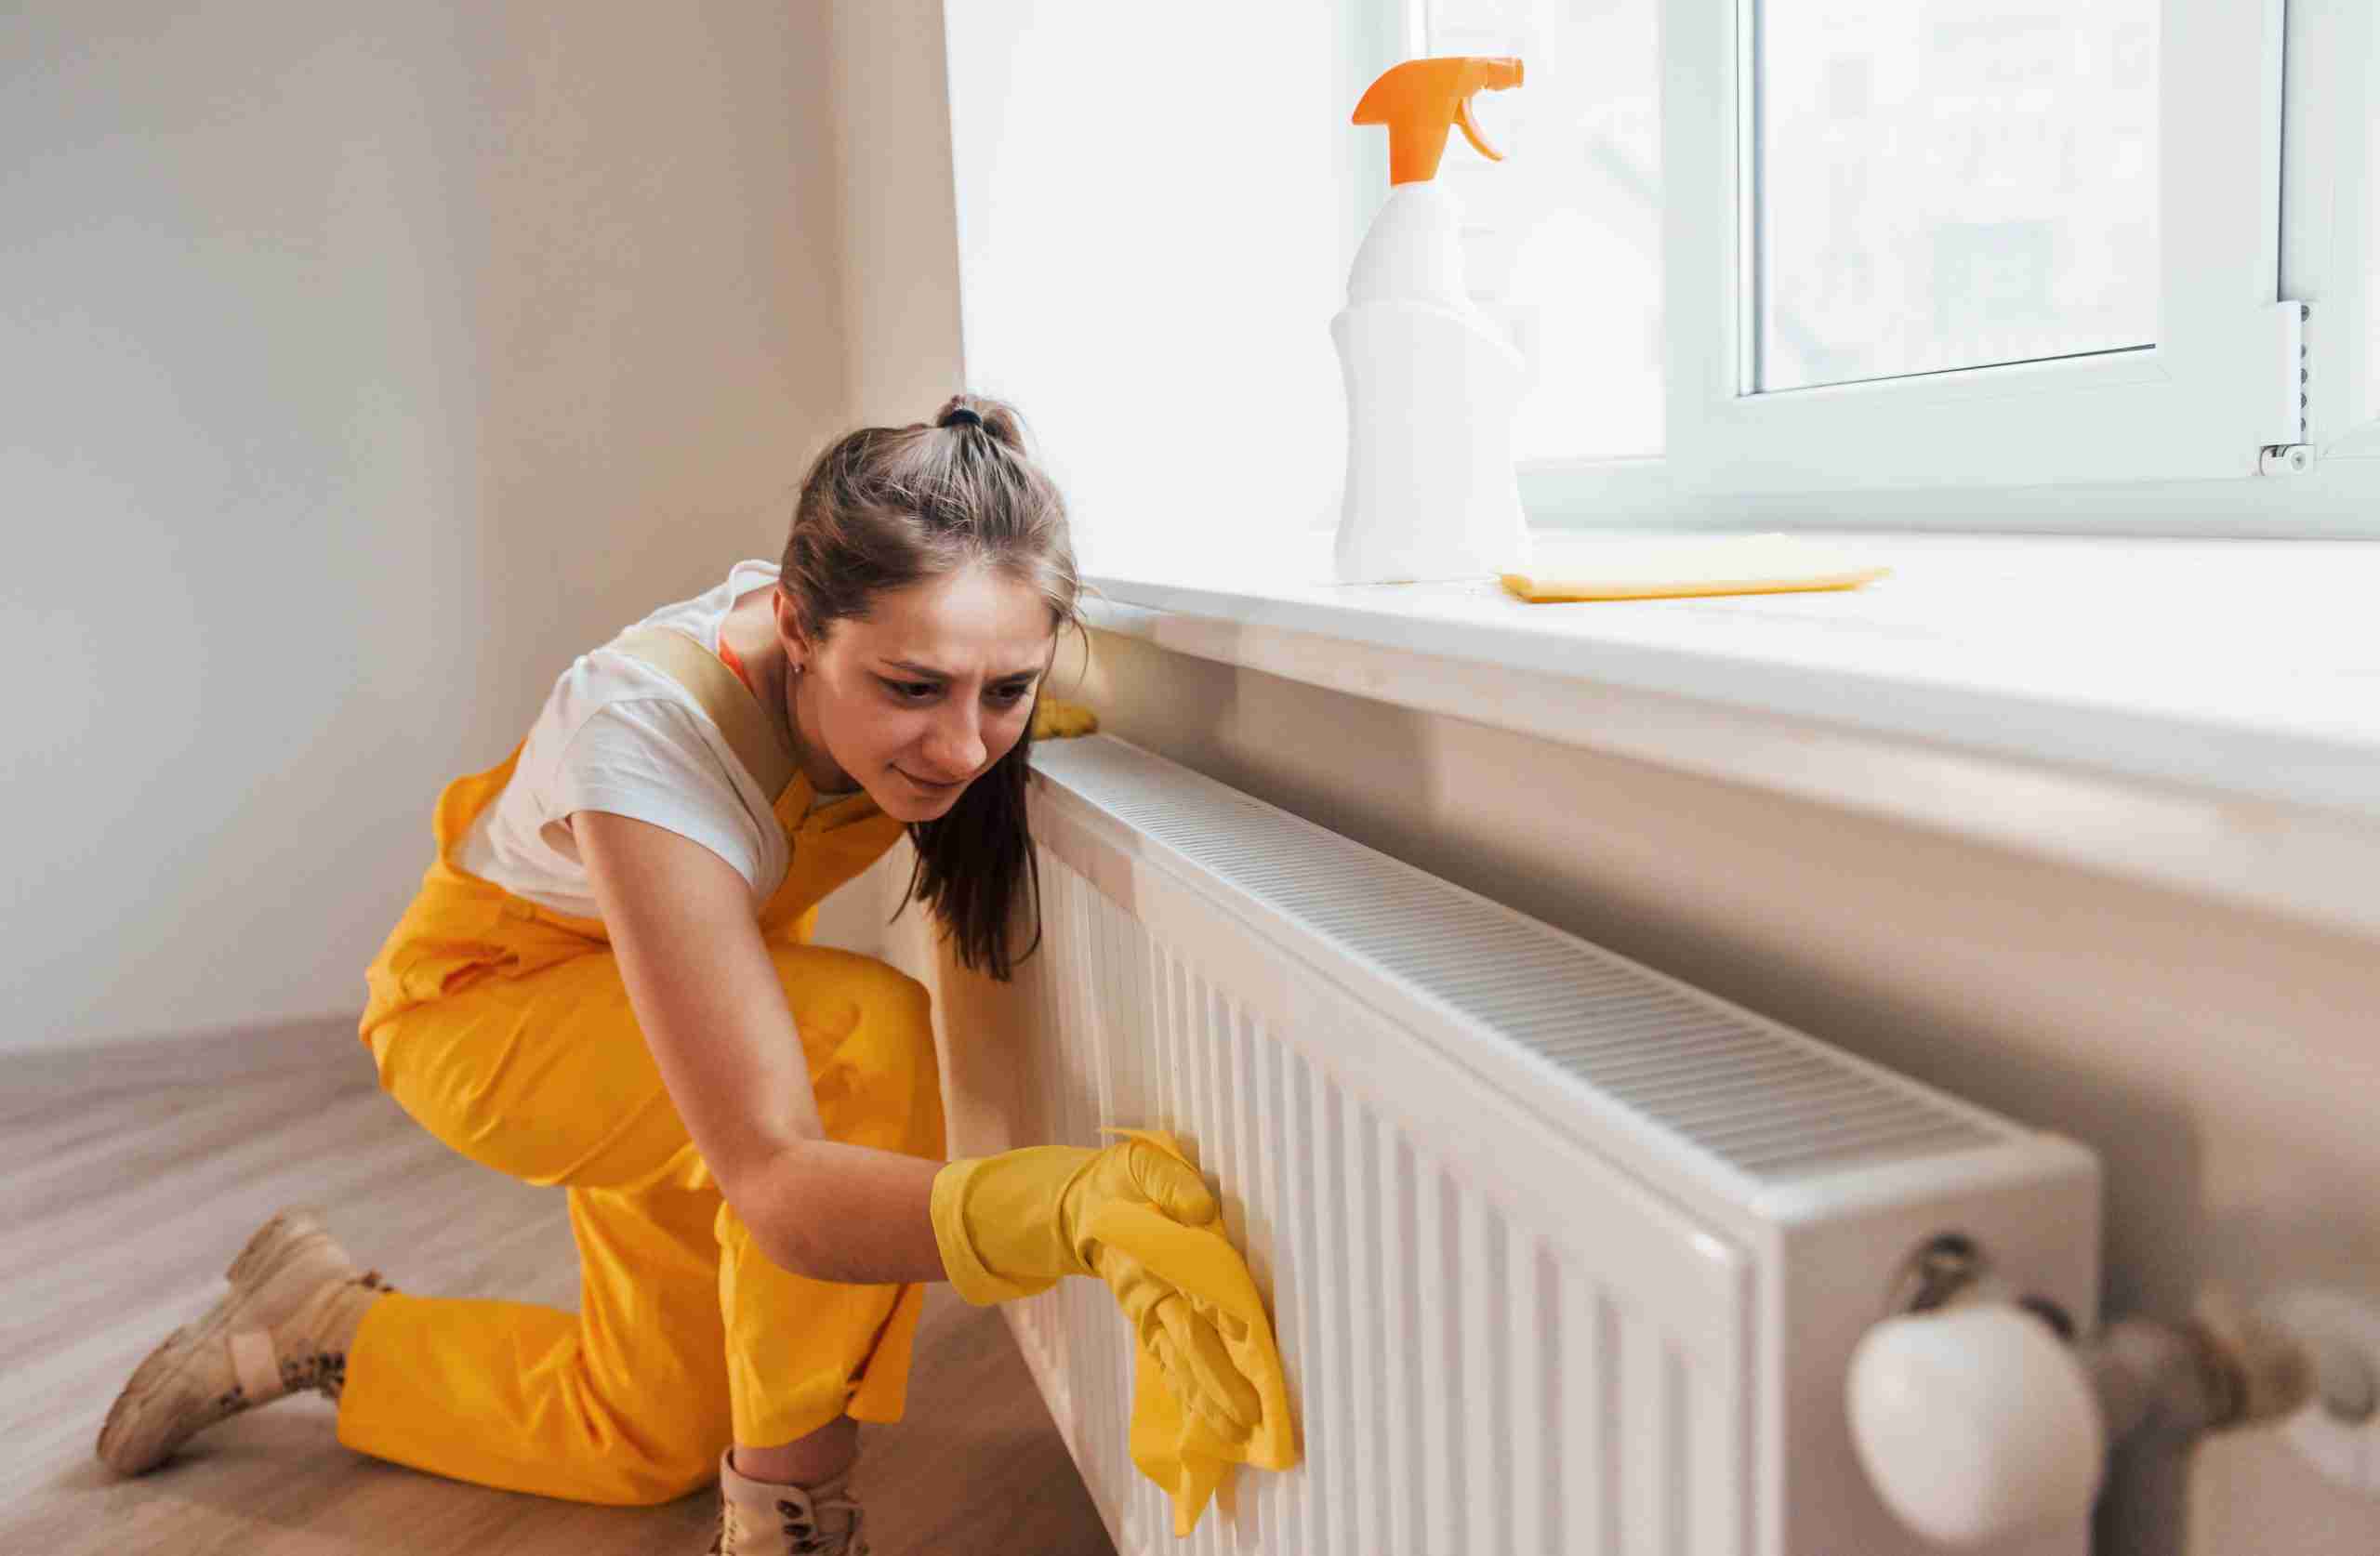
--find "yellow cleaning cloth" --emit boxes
[1088,1127,1301,1536]
[1030,697,1100,740]
[1500,532,1889,602]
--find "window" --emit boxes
[1431,0,2302,496]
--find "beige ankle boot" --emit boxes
[96,1206,392,1476]
[708,1448,871,1556]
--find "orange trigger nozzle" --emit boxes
[1351,56,1525,186]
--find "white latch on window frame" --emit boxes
[2260,300,2311,475]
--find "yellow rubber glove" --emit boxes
[1028,696,1099,741]
[929,1135,1263,1440]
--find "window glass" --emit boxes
[1755,0,2158,393]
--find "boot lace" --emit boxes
[776,1494,868,1556]
[275,1271,394,1402]
[708,1496,868,1556]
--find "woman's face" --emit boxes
[776,566,1057,823]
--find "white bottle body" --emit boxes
[1331,182,1530,585]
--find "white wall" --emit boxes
[4,3,849,1049]
[938,1,1401,576]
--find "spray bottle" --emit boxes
[1332,56,1527,585]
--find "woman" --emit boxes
[98,397,1251,1556]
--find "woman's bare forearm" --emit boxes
[729,1139,949,1286]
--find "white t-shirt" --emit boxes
[454,560,857,919]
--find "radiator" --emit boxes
[883,734,2101,1556]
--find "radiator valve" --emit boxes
[1845,1233,2380,1546]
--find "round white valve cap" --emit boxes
[1846,1304,2107,1546]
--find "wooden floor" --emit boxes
[1,1020,1117,1556]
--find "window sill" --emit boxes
[1078,528,2380,943]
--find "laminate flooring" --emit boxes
[1,1020,1116,1555]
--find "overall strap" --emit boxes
[606,626,800,802]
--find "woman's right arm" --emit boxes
[571,808,945,1286]
[575,808,1260,1434]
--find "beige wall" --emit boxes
[821,0,966,427]
[6,3,848,1048]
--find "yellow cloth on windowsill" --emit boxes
[1088,1128,1301,1536]
[1500,532,1890,602]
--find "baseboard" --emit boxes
[0,1012,369,1111]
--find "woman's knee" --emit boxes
[374,961,685,1189]
[767,946,941,1154]
[768,945,932,1037]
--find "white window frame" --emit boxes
[1662,0,2299,495]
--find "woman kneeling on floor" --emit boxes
[98,396,1251,1556]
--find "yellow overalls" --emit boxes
[342,627,942,1506]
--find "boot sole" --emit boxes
[94,1206,354,1475]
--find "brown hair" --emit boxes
[779,393,1083,981]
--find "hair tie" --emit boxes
[943,407,984,430]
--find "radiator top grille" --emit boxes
[1033,738,2008,1184]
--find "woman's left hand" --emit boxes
[1030,698,1098,741]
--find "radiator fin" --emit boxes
[1021,857,1749,1555]
[1033,739,2004,1183]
